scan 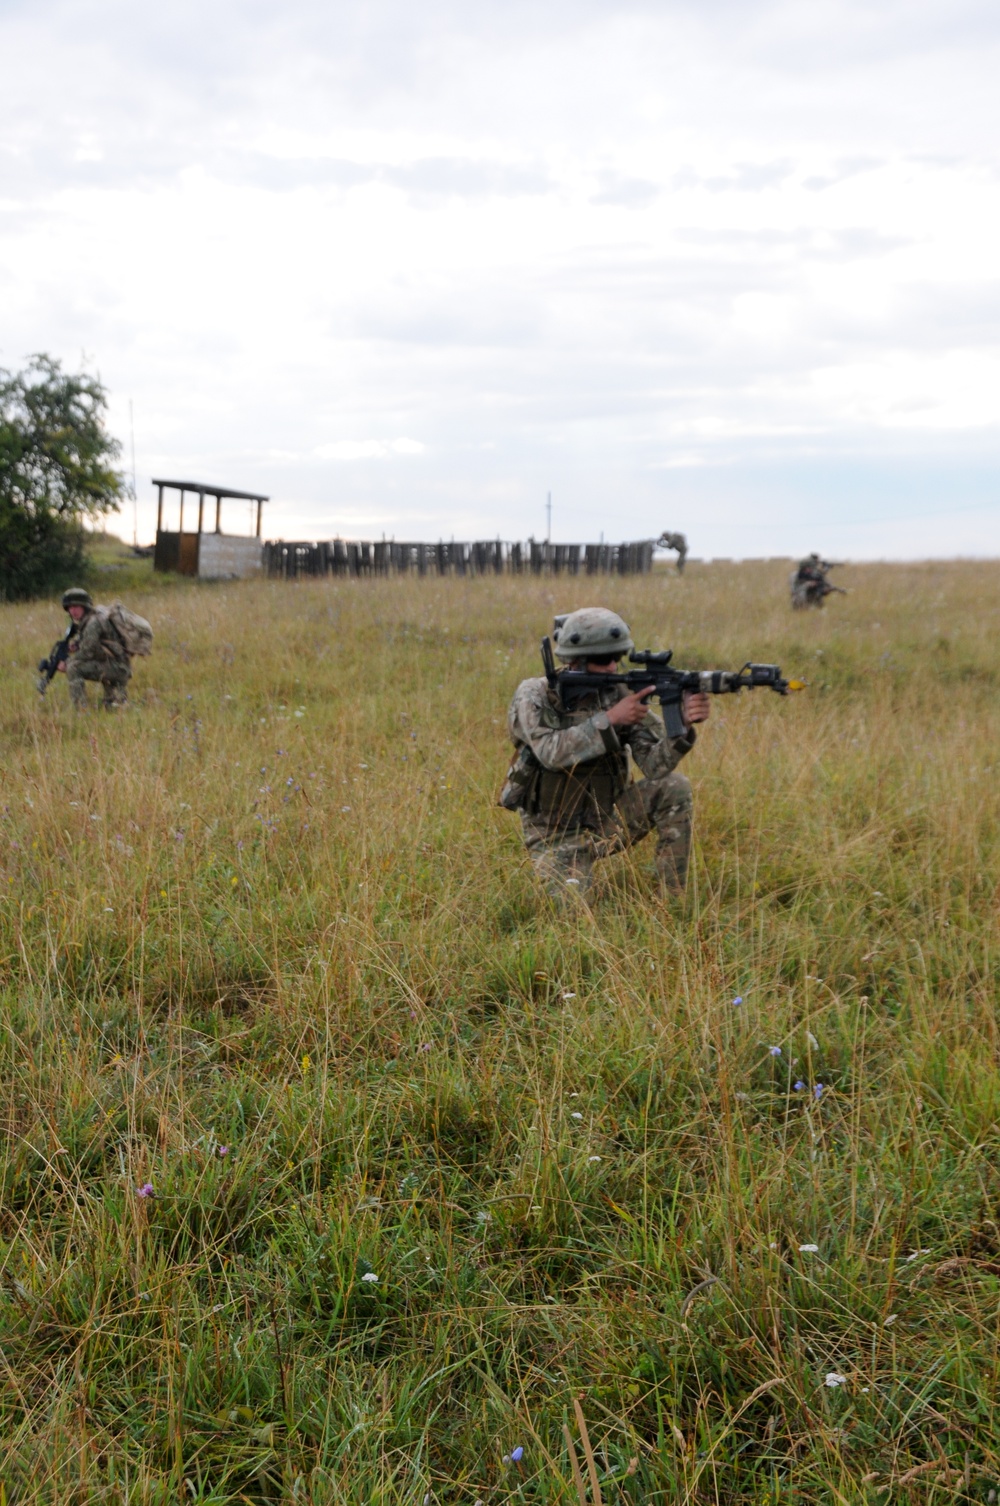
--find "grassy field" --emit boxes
[1,559,999,1504]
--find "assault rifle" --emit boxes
[542,638,805,739]
[798,559,845,588]
[36,628,73,695]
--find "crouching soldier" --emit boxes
[59,588,132,710]
[503,607,710,902]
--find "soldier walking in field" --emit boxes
[56,588,133,709]
[657,530,688,573]
[501,607,710,902]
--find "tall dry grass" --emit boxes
[1,560,999,1503]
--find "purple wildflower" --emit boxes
[732,996,743,1006]
[769,1045,782,1058]
[510,1446,524,1462]
[814,1083,824,1099]
[793,1081,805,1092]
[136,1182,154,1198]
[216,1145,229,1158]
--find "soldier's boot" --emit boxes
[67,676,89,710]
[101,680,129,711]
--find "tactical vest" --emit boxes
[530,748,630,826]
[525,682,629,826]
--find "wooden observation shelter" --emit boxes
[153,479,268,579]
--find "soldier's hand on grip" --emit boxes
[681,690,711,725]
[606,686,656,728]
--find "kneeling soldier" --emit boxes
[504,607,710,901]
[59,588,131,710]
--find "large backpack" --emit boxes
[106,602,154,657]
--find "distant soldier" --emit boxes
[56,588,133,709]
[657,531,688,573]
[790,553,845,610]
[501,607,710,902]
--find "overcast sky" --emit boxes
[2,0,999,557]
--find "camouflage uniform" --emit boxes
[66,608,131,709]
[658,531,688,573]
[506,675,696,901]
[790,554,828,609]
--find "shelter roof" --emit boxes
[152,478,269,502]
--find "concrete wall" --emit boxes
[197,534,263,580]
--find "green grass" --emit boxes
[81,529,158,596]
[1,560,999,1503]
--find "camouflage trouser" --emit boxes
[66,654,131,709]
[520,770,693,902]
[791,580,822,609]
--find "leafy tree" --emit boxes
[0,353,125,601]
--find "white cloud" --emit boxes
[1,0,998,554]
[314,439,426,459]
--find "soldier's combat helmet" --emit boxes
[552,607,633,661]
[61,588,94,610]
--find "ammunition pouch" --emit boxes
[499,744,542,811]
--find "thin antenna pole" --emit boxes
[129,399,137,547]
[546,491,552,544]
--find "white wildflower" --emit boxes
[824,1372,847,1388]
[798,1243,820,1253]
[361,1272,378,1284]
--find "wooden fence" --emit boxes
[263,538,655,580]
